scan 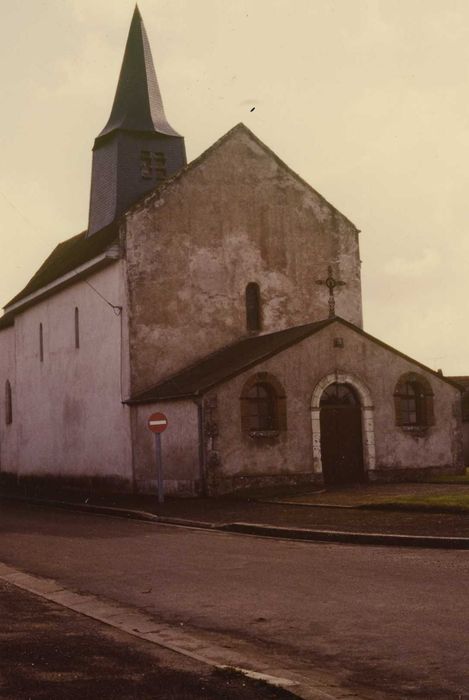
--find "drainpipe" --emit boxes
[194,397,208,496]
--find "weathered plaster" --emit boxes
[191,321,462,492]
[131,401,200,495]
[124,127,363,394]
[0,263,133,486]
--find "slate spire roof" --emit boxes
[97,5,181,142]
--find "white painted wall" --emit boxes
[0,262,133,485]
[0,325,18,472]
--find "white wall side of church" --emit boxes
[124,129,363,394]
[131,401,200,496]
[11,263,133,483]
[210,323,461,481]
[0,325,18,472]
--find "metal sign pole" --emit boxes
[154,432,164,504]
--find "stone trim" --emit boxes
[310,371,376,475]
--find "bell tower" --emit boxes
[87,5,186,236]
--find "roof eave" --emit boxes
[4,249,121,316]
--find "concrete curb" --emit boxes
[219,522,469,549]
[0,563,312,699]
[3,493,469,549]
[261,498,469,515]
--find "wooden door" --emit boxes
[320,383,365,486]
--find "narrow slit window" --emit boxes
[39,323,44,362]
[75,307,80,349]
[245,282,261,332]
[5,380,12,425]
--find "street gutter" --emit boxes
[3,494,469,549]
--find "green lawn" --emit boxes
[375,493,469,511]
[425,469,469,484]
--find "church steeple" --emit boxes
[87,5,186,236]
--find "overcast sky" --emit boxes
[1,0,469,373]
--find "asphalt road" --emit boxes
[0,580,295,699]
[0,500,468,699]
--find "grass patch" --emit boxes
[424,468,469,484]
[374,494,469,512]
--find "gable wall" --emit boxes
[0,263,134,487]
[125,129,363,393]
[201,323,462,490]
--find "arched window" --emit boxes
[5,380,12,425]
[245,282,261,332]
[394,373,434,428]
[240,373,287,433]
[74,307,80,349]
[320,382,360,406]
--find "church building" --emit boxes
[0,8,464,497]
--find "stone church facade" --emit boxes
[0,8,464,497]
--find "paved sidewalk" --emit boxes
[0,579,296,700]
[2,481,469,545]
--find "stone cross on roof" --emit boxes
[316,265,346,318]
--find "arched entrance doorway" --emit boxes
[319,382,365,486]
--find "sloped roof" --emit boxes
[126,320,332,403]
[4,222,119,309]
[0,310,14,330]
[126,317,460,404]
[447,376,469,390]
[97,6,181,142]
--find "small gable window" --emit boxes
[140,150,153,178]
[240,373,287,435]
[245,282,261,332]
[394,373,434,429]
[153,152,166,179]
[5,380,12,425]
[141,151,166,180]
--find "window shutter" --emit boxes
[394,394,403,426]
[425,394,435,426]
[240,396,249,432]
[277,396,287,430]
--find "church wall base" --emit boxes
[134,478,200,498]
[0,472,134,500]
[206,471,321,497]
[368,465,464,483]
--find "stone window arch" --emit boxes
[394,373,434,428]
[245,282,261,332]
[5,380,12,425]
[240,372,286,434]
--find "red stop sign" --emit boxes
[147,412,168,433]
